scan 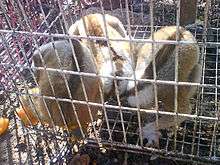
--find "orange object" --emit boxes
[0,117,9,136]
[17,87,40,126]
[16,107,39,126]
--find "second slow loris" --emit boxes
[125,26,202,147]
[68,13,133,98]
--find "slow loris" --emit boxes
[125,26,202,147]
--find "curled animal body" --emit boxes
[19,39,101,139]
[125,26,202,147]
[68,13,134,99]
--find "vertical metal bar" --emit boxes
[99,0,127,143]
[125,0,143,146]
[173,0,181,152]
[180,121,187,153]
[217,0,220,28]
[119,0,123,13]
[190,0,200,155]
[15,3,74,157]
[141,0,144,24]
[109,0,113,11]
[57,0,99,141]
[130,0,134,25]
[13,111,23,164]
[162,1,165,25]
[197,0,211,157]
[209,41,219,158]
[78,2,113,143]
[191,92,200,156]
[80,1,113,143]
[26,1,66,132]
[132,25,139,38]
[0,33,44,127]
[0,1,13,30]
[209,1,220,158]
[37,0,87,139]
[150,0,160,146]
[16,0,60,128]
[142,26,148,39]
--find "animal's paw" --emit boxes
[142,123,161,148]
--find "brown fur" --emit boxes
[19,39,100,138]
[126,26,202,147]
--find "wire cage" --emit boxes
[0,0,220,164]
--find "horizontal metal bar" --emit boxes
[86,139,220,164]
[1,62,220,89]
[0,29,219,45]
[11,90,220,121]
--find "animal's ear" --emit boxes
[69,38,98,74]
[105,14,127,38]
[32,49,44,68]
[68,39,85,68]
[68,20,80,36]
[32,50,43,83]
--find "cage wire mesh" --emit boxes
[0,0,220,164]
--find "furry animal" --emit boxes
[68,13,134,99]
[125,26,202,147]
[19,39,101,138]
